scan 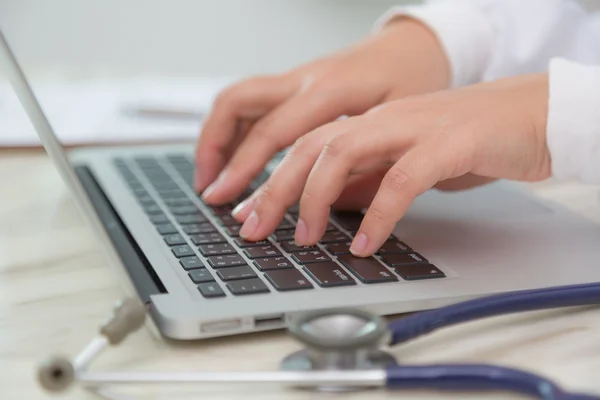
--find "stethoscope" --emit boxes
[37,282,600,400]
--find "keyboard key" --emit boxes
[137,195,155,205]
[155,223,178,235]
[280,241,318,253]
[227,278,270,296]
[272,229,296,242]
[163,198,194,208]
[171,245,195,258]
[377,240,412,254]
[253,257,294,271]
[380,252,428,267]
[209,204,235,216]
[319,231,350,244]
[180,256,205,270]
[207,254,247,269]
[164,234,187,246]
[244,245,282,259]
[216,214,239,226]
[198,243,236,256]
[198,282,226,298]
[170,205,202,215]
[265,269,313,291]
[132,188,149,197]
[189,269,215,283]
[324,242,352,255]
[223,224,242,236]
[143,204,163,215]
[150,214,170,225]
[275,220,295,230]
[158,190,187,200]
[303,262,356,287]
[337,255,398,283]
[183,222,217,235]
[190,232,226,245]
[291,250,331,264]
[332,211,364,231]
[175,214,207,225]
[395,264,445,281]
[287,204,300,215]
[217,266,257,281]
[233,238,271,248]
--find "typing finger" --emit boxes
[201,85,357,205]
[297,126,412,245]
[232,118,358,241]
[194,75,297,192]
[351,141,464,256]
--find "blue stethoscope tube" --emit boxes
[385,364,598,400]
[381,282,600,399]
[388,282,600,345]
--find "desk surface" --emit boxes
[3,150,600,400]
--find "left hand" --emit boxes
[231,73,552,257]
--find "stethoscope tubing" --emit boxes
[388,282,600,346]
[385,364,600,400]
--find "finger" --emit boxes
[331,170,387,210]
[194,75,298,192]
[298,126,411,245]
[350,142,465,256]
[202,84,357,205]
[234,117,363,242]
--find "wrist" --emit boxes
[375,18,451,95]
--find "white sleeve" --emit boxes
[375,0,600,184]
[374,0,600,87]
[547,59,600,183]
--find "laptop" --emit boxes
[3,28,600,340]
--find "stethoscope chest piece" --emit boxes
[281,308,395,392]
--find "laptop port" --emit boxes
[254,314,285,329]
[200,319,242,333]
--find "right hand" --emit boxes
[195,18,450,204]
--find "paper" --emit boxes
[0,76,233,146]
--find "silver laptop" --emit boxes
[3,28,600,340]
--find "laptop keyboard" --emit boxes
[113,154,445,299]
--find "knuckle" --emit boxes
[256,182,276,208]
[366,205,388,224]
[382,168,411,191]
[213,85,240,108]
[309,76,346,103]
[288,130,321,157]
[321,133,350,161]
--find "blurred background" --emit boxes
[0,0,415,78]
[0,0,598,145]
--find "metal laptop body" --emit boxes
[3,28,600,340]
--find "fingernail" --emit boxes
[202,171,227,200]
[231,196,256,220]
[350,232,369,256]
[239,211,259,238]
[294,218,308,245]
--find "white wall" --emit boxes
[0,0,411,77]
[1,0,598,78]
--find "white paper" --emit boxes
[0,76,233,146]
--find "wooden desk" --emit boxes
[2,150,600,400]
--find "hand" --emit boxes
[232,73,552,256]
[195,18,450,204]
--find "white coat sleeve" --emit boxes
[374,0,600,183]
